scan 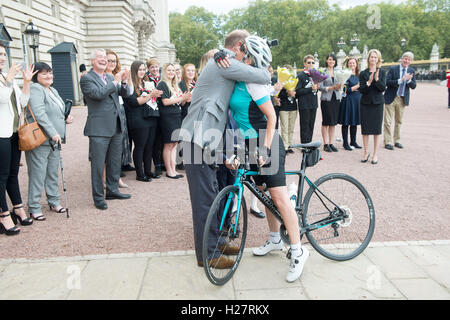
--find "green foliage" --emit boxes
[169,0,449,67]
[169,7,222,67]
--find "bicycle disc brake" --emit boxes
[336,205,352,227]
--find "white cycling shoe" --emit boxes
[286,247,310,283]
[252,240,284,256]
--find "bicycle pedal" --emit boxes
[286,248,292,260]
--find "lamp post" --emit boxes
[337,36,346,50]
[23,19,40,64]
[336,36,346,69]
[349,33,361,60]
[401,38,406,51]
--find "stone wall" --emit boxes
[0,0,175,70]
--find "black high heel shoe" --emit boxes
[361,153,371,163]
[0,213,21,236]
[11,205,33,226]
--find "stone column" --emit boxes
[430,43,439,72]
[361,45,368,71]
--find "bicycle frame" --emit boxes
[219,150,347,237]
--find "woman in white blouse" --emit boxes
[25,62,73,221]
[0,43,35,235]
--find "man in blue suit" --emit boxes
[383,52,416,150]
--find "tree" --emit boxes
[169,7,222,67]
[170,0,449,66]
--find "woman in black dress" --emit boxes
[123,61,162,182]
[157,63,190,179]
[179,63,197,120]
[319,54,342,152]
[359,49,386,164]
[338,57,362,151]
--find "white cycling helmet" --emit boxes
[244,35,272,69]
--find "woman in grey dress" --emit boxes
[26,62,74,221]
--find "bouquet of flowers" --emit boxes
[335,68,352,85]
[277,67,293,84]
[283,78,298,91]
[307,68,329,84]
[276,67,298,96]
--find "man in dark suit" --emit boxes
[81,49,131,210]
[179,30,271,268]
[383,52,416,150]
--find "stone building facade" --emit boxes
[0,0,176,70]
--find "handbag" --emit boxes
[17,104,47,151]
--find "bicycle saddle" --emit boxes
[289,141,322,150]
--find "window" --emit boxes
[51,1,60,19]
[18,0,31,6]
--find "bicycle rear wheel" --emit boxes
[302,173,375,261]
[202,185,248,285]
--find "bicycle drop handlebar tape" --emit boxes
[214,50,227,64]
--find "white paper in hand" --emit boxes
[144,81,155,91]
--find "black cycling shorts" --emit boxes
[247,134,286,189]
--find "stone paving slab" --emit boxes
[398,245,450,289]
[363,246,430,280]
[232,250,301,291]
[300,250,404,300]
[0,242,449,300]
[0,261,87,300]
[67,258,148,300]
[138,255,235,300]
[235,287,308,300]
[391,278,449,300]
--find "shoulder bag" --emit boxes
[18,104,47,151]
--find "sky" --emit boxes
[167,0,407,15]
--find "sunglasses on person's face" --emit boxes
[306,61,314,64]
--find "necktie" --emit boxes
[398,68,406,97]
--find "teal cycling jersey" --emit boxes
[229,82,271,139]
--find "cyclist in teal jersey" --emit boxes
[228,36,309,282]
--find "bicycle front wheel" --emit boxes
[302,173,375,261]
[202,185,248,286]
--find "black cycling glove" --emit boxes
[214,50,227,64]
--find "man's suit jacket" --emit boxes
[384,65,416,106]
[359,68,387,105]
[180,50,271,151]
[26,83,66,146]
[295,71,318,110]
[81,69,128,137]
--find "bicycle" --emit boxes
[202,141,375,286]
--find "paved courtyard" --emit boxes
[3,82,449,260]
